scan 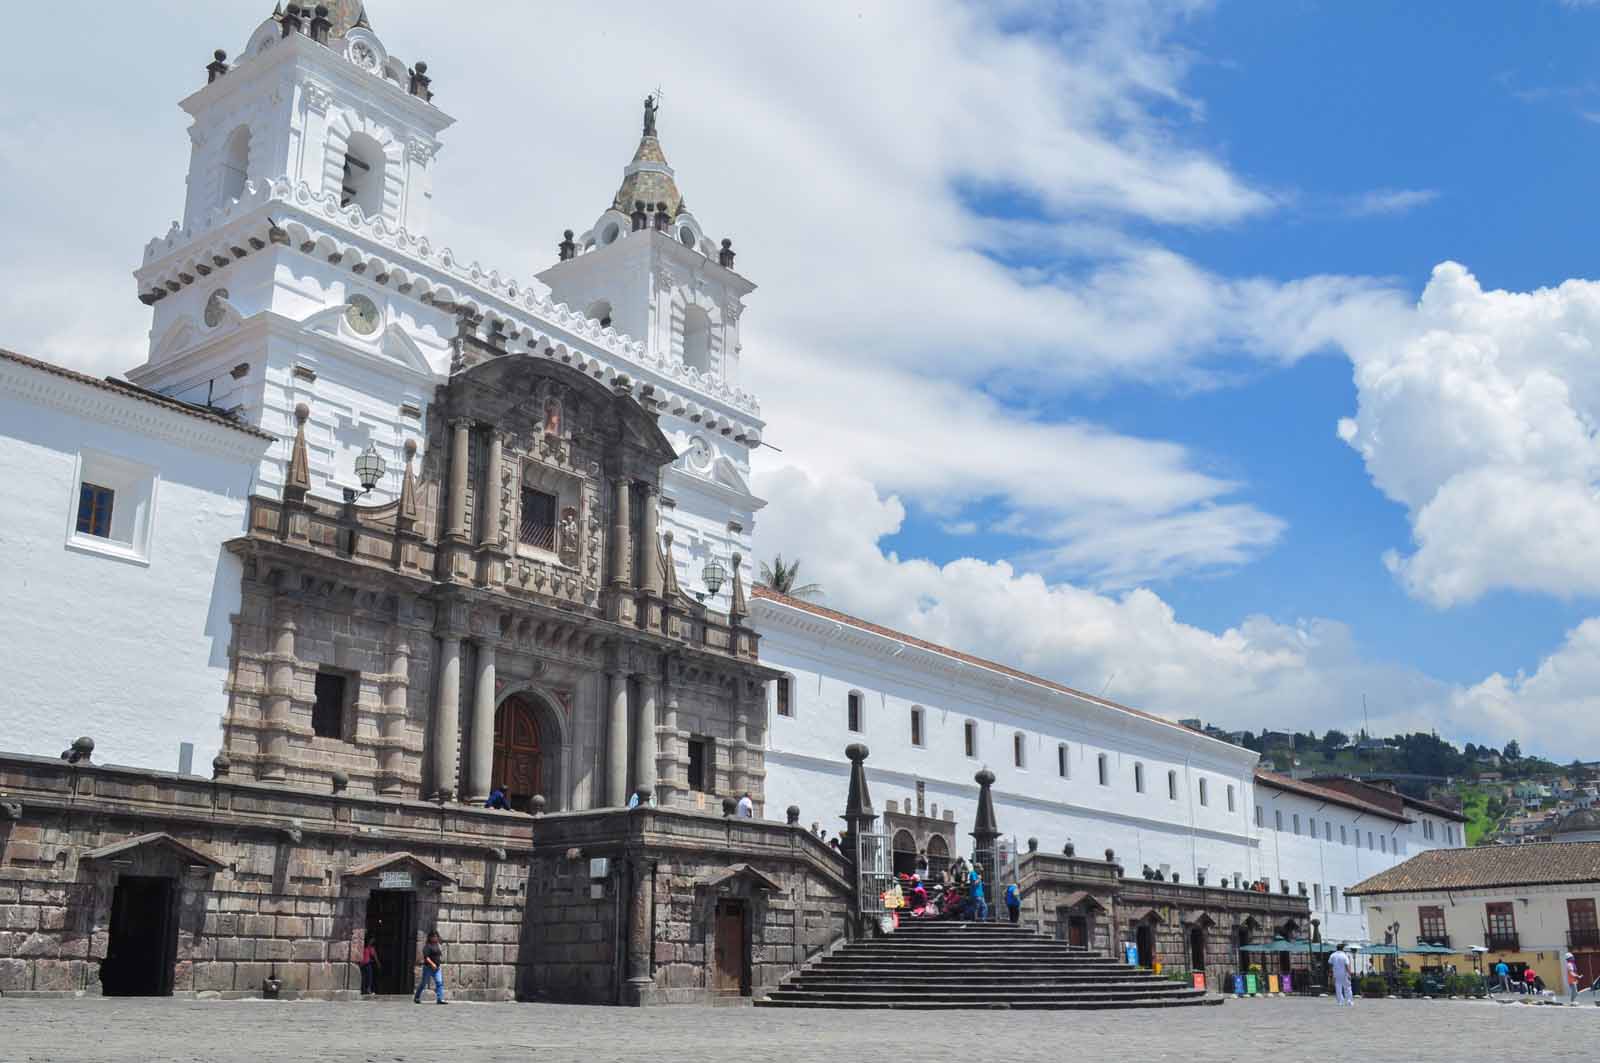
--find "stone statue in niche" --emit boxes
[558,507,580,567]
[543,398,562,437]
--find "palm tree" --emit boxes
[758,554,823,600]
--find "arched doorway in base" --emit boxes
[1135,923,1156,969]
[892,830,917,876]
[926,834,950,881]
[493,692,562,812]
[1189,925,1207,975]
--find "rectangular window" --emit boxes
[312,671,348,740]
[519,486,558,549]
[1486,901,1517,949]
[687,737,711,793]
[1367,831,1374,850]
[76,482,115,538]
[1419,905,1447,944]
[1057,744,1068,778]
[1309,817,1317,838]
[1275,809,1283,831]
[910,707,924,747]
[775,676,792,717]
[1312,884,1321,907]
[1013,732,1026,768]
[847,691,862,733]
[1329,886,1339,910]
[1293,814,1301,835]
[1340,825,1348,845]
[1345,895,1354,914]
[1447,824,1456,845]
[1097,754,1109,787]
[964,720,977,758]
[1325,822,1332,842]
[1134,763,1145,793]
[1199,778,1209,806]
[1297,881,1306,897]
[1255,805,1264,828]
[1569,899,1598,949]
[1227,785,1236,812]
[1168,771,1177,801]
[1379,834,1387,854]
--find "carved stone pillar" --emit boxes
[377,631,410,794]
[445,419,471,541]
[432,634,463,799]
[477,428,502,548]
[660,695,681,804]
[606,669,629,807]
[730,699,750,799]
[467,639,496,802]
[609,477,631,587]
[261,607,297,781]
[636,484,662,595]
[634,674,658,800]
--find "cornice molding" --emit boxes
[0,361,275,462]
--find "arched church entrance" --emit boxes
[892,830,917,876]
[493,693,559,812]
[926,835,949,881]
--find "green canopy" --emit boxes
[1240,938,1335,954]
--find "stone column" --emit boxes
[467,639,496,802]
[624,855,654,1002]
[729,700,750,800]
[971,767,1000,910]
[432,635,462,799]
[261,607,297,781]
[606,670,629,807]
[636,484,662,595]
[477,429,502,548]
[634,674,658,800]
[445,419,471,541]
[609,478,631,586]
[377,632,410,794]
[660,695,680,804]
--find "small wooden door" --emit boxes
[713,899,748,994]
[1135,924,1155,968]
[493,696,542,811]
[1068,915,1088,948]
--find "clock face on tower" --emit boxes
[345,294,381,336]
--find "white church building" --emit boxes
[0,0,1461,973]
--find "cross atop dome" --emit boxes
[611,94,686,223]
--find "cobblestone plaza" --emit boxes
[2,997,1598,1062]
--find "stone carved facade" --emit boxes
[222,331,773,812]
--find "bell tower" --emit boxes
[538,97,763,602]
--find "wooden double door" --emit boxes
[493,695,545,812]
[712,898,751,996]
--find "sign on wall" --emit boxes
[379,870,413,890]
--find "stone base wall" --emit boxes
[1017,850,1314,989]
[0,753,530,1000]
[518,806,852,1005]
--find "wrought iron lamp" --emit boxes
[354,443,387,495]
[699,556,726,601]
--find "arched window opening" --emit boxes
[221,125,251,203]
[892,830,917,876]
[926,834,950,880]
[682,304,712,375]
[340,131,385,216]
[586,300,613,329]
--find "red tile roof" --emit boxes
[751,585,1234,746]
[1350,840,1600,896]
[0,347,274,440]
[1253,770,1412,824]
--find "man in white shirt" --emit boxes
[1330,943,1353,1006]
[736,791,754,818]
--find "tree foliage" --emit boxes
[757,554,823,600]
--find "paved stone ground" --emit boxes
[1,996,1597,1062]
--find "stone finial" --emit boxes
[633,785,652,810]
[653,203,670,231]
[1104,848,1115,864]
[728,553,748,623]
[309,5,333,43]
[285,403,312,500]
[281,3,304,37]
[531,794,547,816]
[0,801,21,822]
[206,49,230,83]
[719,238,736,269]
[659,532,683,599]
[212,753,231,779]
[409,61,433,102]
[398,438,418,521]
[971,767,998,839]
[631,200,648,233]
[558,229,576,262]
[1027,837,1039,853]
[786,805,801,826]
[721,795,738,817]
[331,770,349,793]
[1063,841,1075,857]
[61,736,95,765]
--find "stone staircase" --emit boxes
[756,920,1221,1010]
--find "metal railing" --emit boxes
[1417,934,1450,949]
[1568,928,1600,949]
[1485,932,1520,952]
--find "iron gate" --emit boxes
[855,830,896,927]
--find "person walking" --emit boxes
[1493,958,1510,994]
[1567,953,1581,1004]
[1004,882,1021,924]
[968,868,989,922]
[359,939,380,996]
[1329,943,1353,1007]
[413,931,447,1004]
[1523,963,1538,996]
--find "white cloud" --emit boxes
[1339,262,1600,606]
[1346,187,1438,217]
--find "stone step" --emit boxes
[757,988,1215,1008]
[811,962,1154,977]
[788,978,1194,992]
[754,995,1223,1010]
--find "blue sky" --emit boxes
[9,1,1600,755]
